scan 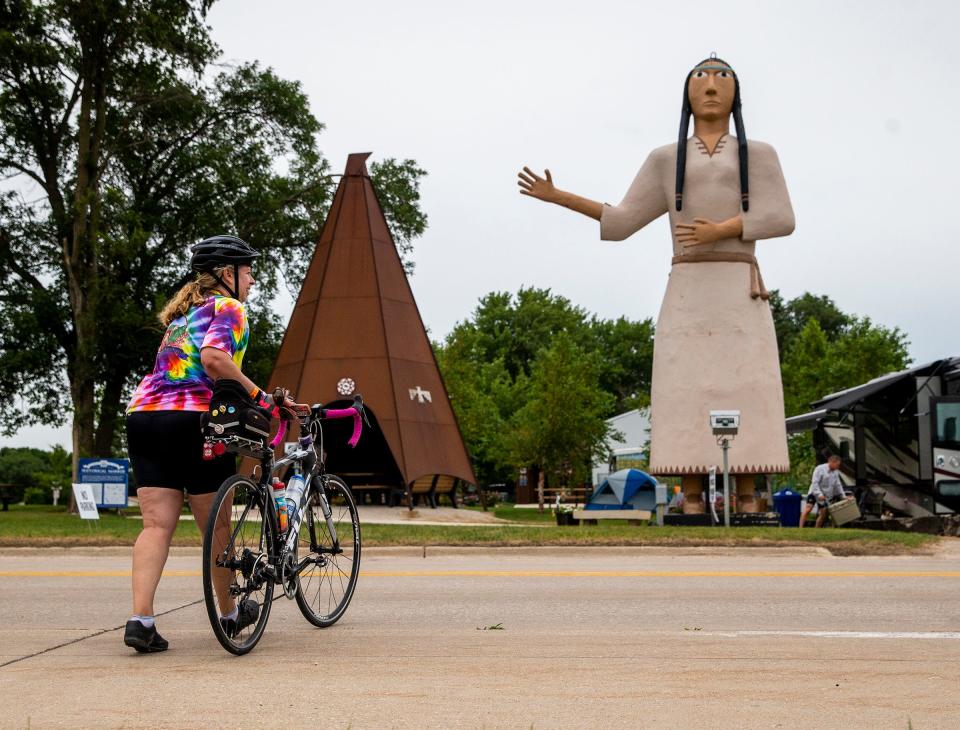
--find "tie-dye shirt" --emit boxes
[127,296,249,413]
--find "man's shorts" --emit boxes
[126,410,236,495]
[806,492,829,508]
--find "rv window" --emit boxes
[935,402,960,447]
[936,480,960,499]
[839,439,851,460]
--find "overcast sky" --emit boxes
[5,0,956,450]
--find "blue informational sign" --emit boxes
[78,458,130,508]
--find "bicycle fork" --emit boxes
[284,477,340,554]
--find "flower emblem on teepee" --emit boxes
[337,378,356,396]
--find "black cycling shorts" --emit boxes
[126,410,236,495]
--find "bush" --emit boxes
[0,447,51,489]
[23,486,49,505]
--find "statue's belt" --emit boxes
[671,251,769,301]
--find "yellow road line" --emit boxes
[362,570,960,578]
[1,570,959,578]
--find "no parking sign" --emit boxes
[71,483,99,519]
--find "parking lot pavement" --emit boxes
[2,545,959,729]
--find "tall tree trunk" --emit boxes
[94,372,125,456]
[70,376,94,500]
[537,469,545,513]
[67,48,107,500]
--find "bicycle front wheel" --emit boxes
[203,474,276,655]
[295,474,361,627]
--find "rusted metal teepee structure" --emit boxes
[268,153,475,504]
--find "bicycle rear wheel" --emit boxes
[295,474,361,627]
[203,474,275,655]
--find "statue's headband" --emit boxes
[691,65,736,75]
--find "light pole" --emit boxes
[718,435,731,528]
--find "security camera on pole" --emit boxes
[709,410,740,527]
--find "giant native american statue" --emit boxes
[518,55,795,513]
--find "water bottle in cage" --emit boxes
[284,472,307,541]
[271,477,288,533]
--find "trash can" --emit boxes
[772,488,803,527]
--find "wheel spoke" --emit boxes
[202,475,275,655]
[294,476,360,627]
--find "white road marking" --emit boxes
[702,630,960,640]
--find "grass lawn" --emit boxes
[0,504,939,555]
[464,505,557,523]
[0,504,201,546]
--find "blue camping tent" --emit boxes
[587,469,658,510]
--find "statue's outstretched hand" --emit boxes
[518,167,558,203]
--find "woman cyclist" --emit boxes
[124,235,288,652]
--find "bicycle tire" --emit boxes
[294,474,361,627]
[202,474,276,655]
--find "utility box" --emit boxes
[654,483,668,505]
[828,497,861,526]
[654,482,669,527]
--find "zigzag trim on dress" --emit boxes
[648,464,789,476]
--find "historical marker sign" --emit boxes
[78,458,129,509]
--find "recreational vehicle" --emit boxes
[786,357,960,516]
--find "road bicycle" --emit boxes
[201,391,365,655]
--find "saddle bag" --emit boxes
[202,379,272,450]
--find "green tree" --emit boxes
[435,336,515,486]
[778,312,910,488]
[33,444,72,503]
[443,287,654,411]
[506,334,614,487]
[781,318,910,417]
[0,1,426,475]
[769,290,852,357]
[0,445,66,508]
[242,299,285,390]
[0,446,49,489]
[780,319,831,417]
[589,315,655,411]
[436,288,654,485]
[457,288,591,380]
[369,158,428,276]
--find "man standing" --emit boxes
[799,455,846,528]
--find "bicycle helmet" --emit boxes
[190,235,260,300]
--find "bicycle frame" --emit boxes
[248,422,343,580]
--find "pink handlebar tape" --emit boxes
[268,407,362,451]
[269,418,288,449]
[324,407,362,447]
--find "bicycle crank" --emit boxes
[280,552,299,599]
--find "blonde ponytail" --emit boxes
[158,271,225,326]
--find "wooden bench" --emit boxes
[388,478,422,509]
[572,509,652,525]
[410,475,435,503]
[388,475,461,509]
[431,475,458,508]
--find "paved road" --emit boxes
[2,544,959,729]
